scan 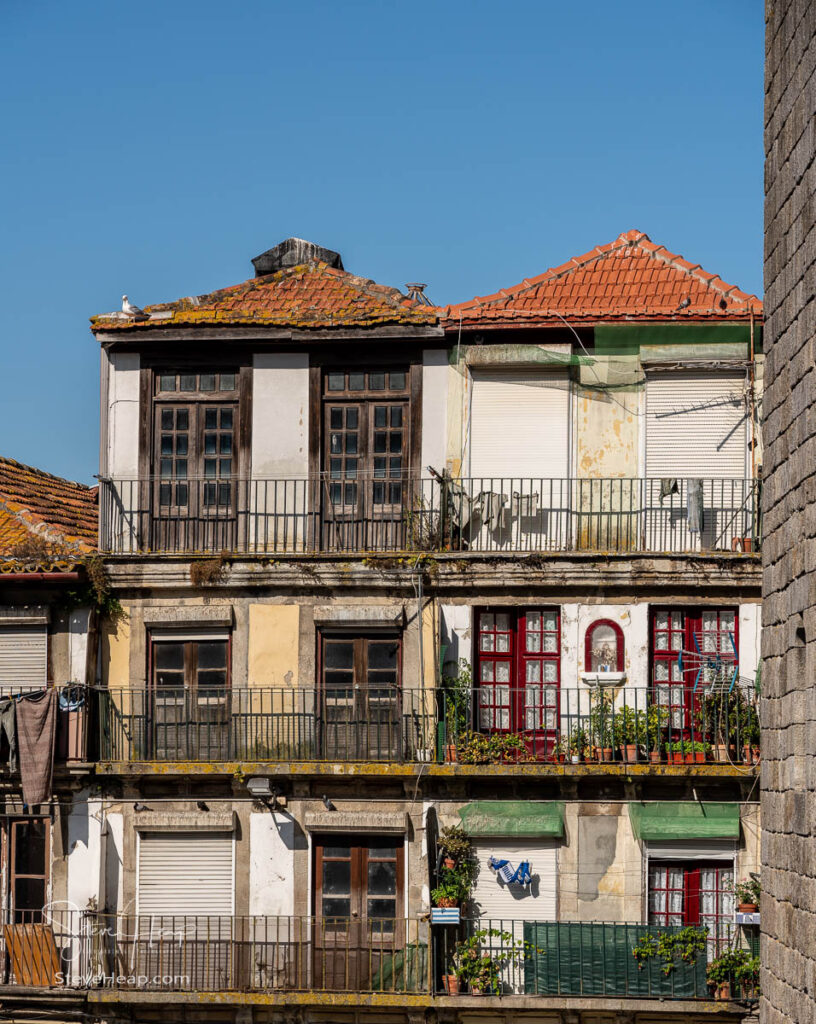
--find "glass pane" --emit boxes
[161,435,173,455]
[176,435,188,455]
[219,373,236,392]
[161,409,174,429]
[176,409,189,430]
[390,407,403,427]
[175,460,187,479]
[159,374,176,392]
[323,845,351,858]
[389,371,406,390]
[323,860,351,894]
[14,878,46,913]
[159,483,171,505]
[330,459,342,479]
[345,434,358,454]
[389,483,402,503]
[346,408,358,429]
[179,374,196,391]
[155,643,185,669]
[542,633,557,652]
[205,409,218,429]
[368,642,398,670]
[156,670,184,690]
[330,434,342,454]
[374,407,387,428]
[369,845,397,858]
[325,643,354,669]
[389,433,402,453]
[198,670,227,690]
[160,459,172,478]
[373,482,385,504]
[389,458,402,478]
[205,434,217,454]
[374,458,387,479]
[220,409,233,429]
[496,633,510,652]
[322,897,351,918]
[369,372,385,390]
[480,634,494,652]
[481,614,495,629]
[204,460,217,478]
[374,432,387,453]
[655,632,668,651]
[368,861,396,895]
[330,408,342,429]
[327,373,344,391]
[219,459,232,476]
[218,483,231,505]
[496,614,511,630]
[481,662,494,682]
[176,483,188,505]
[496,662,510,682]
[368,898,396,918]
[197,642,227,669]
[349,372,365,391]
[220,435,232,454]
[200,374,216,392]
[345,459,357,478]
[14,821,46,875]
[526,661,541,682]
[526,632,541,652]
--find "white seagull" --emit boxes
[122,294,148,319]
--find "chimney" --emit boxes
[406,282,432,306]
[252,238,344,277]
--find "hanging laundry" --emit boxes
[17,689,56,808]
[686,479,704,533]
[0,698,17,771]
[659,479,679,504]
[511,492,540,517]
[475,492,505,531]
[509,860,533,888]
[488,856,515,883]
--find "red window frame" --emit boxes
[650,608,738,731]
[648,861,734,955]
[584,619,625,672]
[475,609,560,748]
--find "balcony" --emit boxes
[0,685,92,771]
[98,476,760,556]
[97,684,760,768]
[1,911,754,1004]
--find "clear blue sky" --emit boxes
[0,0,763,484]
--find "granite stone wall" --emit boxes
[763,2,816,1022]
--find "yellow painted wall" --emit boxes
[248,604,300,688]
[101,615,130,692]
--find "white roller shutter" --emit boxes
[137,831,234,915]
[646,371,747,478]
[469,372,570,479]
[471,839,557,922]
[0,625,47,688]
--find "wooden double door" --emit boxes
[314,836,404,991]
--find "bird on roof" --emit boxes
[122,294,148,319]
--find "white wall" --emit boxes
[67,608,93,684]
[439,604,471,675]
[249,812,295,916]
[66,790,103,913]
[106,352,140,479]
[738,602,761,684]
[103,812,124,913]
[251,353,309,479]
[420,350,449,477]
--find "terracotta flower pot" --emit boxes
[444,744,458,763]
[649,751,662,764]
[715,981,731,1000]
[669,752,684,764]
[620,744,638,763]
[442,974,460,995]
[434,897,458,908]
[599,747,614,762]
[442,856,456,870]
[713,743,729,762]
[738,902,758,913]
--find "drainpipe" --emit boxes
[749,312,756,480]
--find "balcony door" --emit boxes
[150,371,240,552]
[321,369,410,550]
[320,634,402,761]
[150,638,230,760]
[314,836,404,991]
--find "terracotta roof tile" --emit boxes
[441,230,763,328]
[0,458,97,558]
[91,263,439,332]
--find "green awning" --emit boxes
[628,802,740,841]
[458,801,565,838]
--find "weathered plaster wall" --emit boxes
[251,353,309,479]
[420,350,449,477]
[249,812,296,916]
[248,604,300,688]
[106,351,140,479]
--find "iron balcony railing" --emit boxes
[97,684,760,766]
[0,684,92,768]
[98,476,761,555]
[0,911,753,1000]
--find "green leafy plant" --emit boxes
[431,859,476,907]
[589,685,615,748]
[731,875,760,907]
[568,726,588,758]
[613,706,646,747]
[631,926,708,976]
[646,704,669,752]
[452,928,542,993]
[442,659,472,742]
[456,731,534,764]
[437,825,472,863]
[735,954,760,995]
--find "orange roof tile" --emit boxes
[91,262,439,332]
[0,458,98,559]
[441,230,762,328]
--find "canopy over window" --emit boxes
[458,801,565,838]
[628,802,740,841]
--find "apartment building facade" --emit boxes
[1,233,763,1024]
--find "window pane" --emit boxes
[161,435,173,455]
[323,860,351,894]
[368,861,396,895]
[374,407,387,428]
[345,434,358,454]
[155,644,184,670]
[175,460,187,479]
[176,409,189,430]
[176,483,188,505]
[390,407,403,427]
[323,845,351,858]
[349,372,365,391]
[204,459,217,478]
[220,409,233,429]
[160,374,176,392]
[368,642,398,670]
[219,459,232,476]
[374,433,387,453]
[325,643,354,669]
[159,483,171,505]
[14,878,46,913]
[197,642,227,669]
[161,409,174,429]
[198,670,227,690]
[330,409,342,429]
[179,374,196,391]
[220,435,232,455]
[14,821,46,875]
[322,898,351,918]
[176,435,188,455]
[389,432,402,453]
[389,371,406,390]
[346,408,358,429]
[205,433,217,454]
[200,374,216,392]
[369,845,397,858]
[327,373,344,391]
[160,459,172,478]
[205,409,218,430]
[219,373,236,392]
[368,898,396,919]
[369,372,385,390]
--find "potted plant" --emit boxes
[568,727,588,764]
[732,875,760,913]
[646,704,669,763]
[552,739,566,764]
[438,825,472,871]
[684,739,711,764]
[696,690,730,761]
[442,660,472,762]
[706,947,754,1000]
[613,706,645,763]
[451,928,540,995]
[441,972,460,994]
[735,953,760,999]
[589,686,615,761]
[665,740,685,765]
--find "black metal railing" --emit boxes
[0,911,755,1001]
[0,684,92,770]
[97,683,760,766]
[99,476,760,555]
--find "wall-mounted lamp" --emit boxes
[247,777,282,811]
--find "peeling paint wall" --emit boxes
[248,604,300,688]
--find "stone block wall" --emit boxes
[763,2,816,1021]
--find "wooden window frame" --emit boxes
[648,860,734,953]
[314,834,405,924]
[148,634,232,695]
[9,817,50,922]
